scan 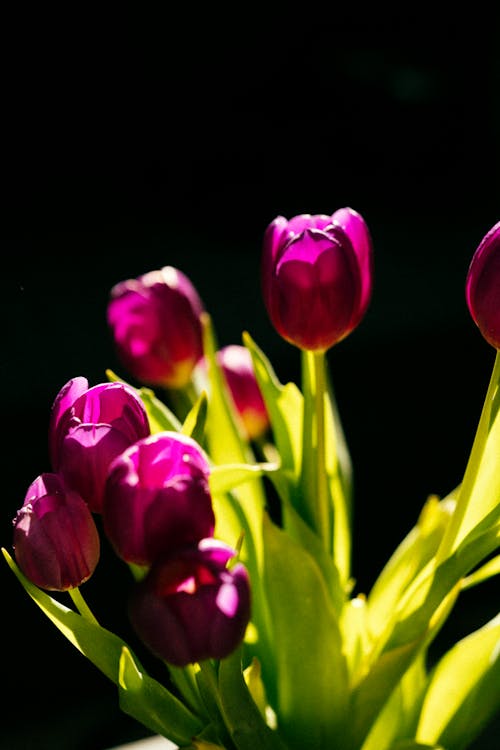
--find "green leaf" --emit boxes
[281,498,345,617]
[182,390,208,443]
[119,647,204,745]
[461,553,500,590]
[416,613,500,750]
[4,547,140,681]
[209,462,279,497]
[388,743,443,749]
[262,515,349,750]
[361,653,428,750]
[243,331,303,484]
[2,549,200,742]
[350,513,500,747]
[367,493,456,640]
[437,349,500,561]
[139,386,182,433]
[201,316,274,688]
[218,648,288,750]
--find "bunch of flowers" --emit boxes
[4,209,500,750]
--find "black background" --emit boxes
[2,6,499,749]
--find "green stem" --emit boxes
[69,587,99,625]
[196,660,235,748]
[168,664,207,717]
[436,348,500,563]
[313,351,331,552]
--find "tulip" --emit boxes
[196,345,270,441]
[12,473,100,591]
[128,539,251,666]
[49,377,150,513]
[107,266,205,388]
[218,345,270,439]
[465,220,500,349]
[261,207,374,351]
[103,432,215,566]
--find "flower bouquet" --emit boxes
[4,210,500,750]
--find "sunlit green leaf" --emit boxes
[118,646,204,745]
[181,389,208,443]
[218,648,288,750]
[243,331,303,484]
[261,515,349,750]
[388,742,443,749]
[437,350,500,561]
[201,315,273,687]
[367,494,456,640]
[461,553,500,590]
[209,462,280,497]
[416,613,500,750]
[361,653,428,750]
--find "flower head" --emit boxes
[107,266,205,388]
[49,377,150,512]
[128,539,251,666]
[103,432,215,567]
[13,473,100,591]
[195,345,269,441]
[261,207,374,351]
[465,220,500,349]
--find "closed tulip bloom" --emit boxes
[49,378,150,513]
[13,473,100,591]
[103,432,215,566]
[261,207,374,351]
[107,266,205,388]
[465,220,500,349]
[217,345,269,440]
[128,539,251,666]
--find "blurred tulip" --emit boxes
[103,432,215,566]
[107,266,205,388]
[13,473,100,591]
[217,345,269,440]
[128,539,251,666]
[465,220,500,349]
[261,207,374,351]
[49,377,150,512]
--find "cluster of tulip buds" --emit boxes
[11,207,499,673]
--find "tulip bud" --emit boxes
[49,378,150,513]
[217,345,269,440]
[107,266,205,388]
[465,221,500,349]
[128,539,251,666]
[261,208,374,351]
[103,432,215,566]
[12,473,100,591]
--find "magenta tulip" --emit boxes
[107,266,205,388]
[261,207,374,351]
[49,378,150,512]
[13,473,100,591]
[103,432,215,566]
[465,220,500,349]
[217,345,269,440]
[128,539,251,666]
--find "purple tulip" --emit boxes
[465,221,500,349]
[103,432,215,566]
[128,539,251,666]
[217,345,270,440]
[107,266,205,388]
[261,208,374,351]
[12,473,100,591]
[49,377,150,513]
